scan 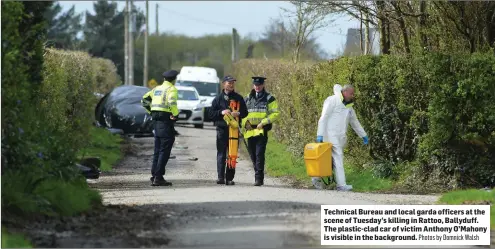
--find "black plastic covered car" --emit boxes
[95,85,153,134]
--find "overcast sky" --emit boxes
[59,1,361,57]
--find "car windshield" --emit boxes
[176,80,219,96]
[178,90,199,100]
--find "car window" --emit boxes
[178,90,199,100]
[176,81,219,96]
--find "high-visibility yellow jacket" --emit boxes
[141,81,179,116]
[142,92,152,114]
[241,89,280,138]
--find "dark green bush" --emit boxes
[417,53,495,189]
[1,1,120,218]
[1,1,52,173]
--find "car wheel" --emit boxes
[194,124,204,129]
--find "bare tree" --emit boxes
[261,17,292,58]
[281,0,335,63]
[259,16,327,60]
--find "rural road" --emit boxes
[14,123,489,248]
[89,123,459,248]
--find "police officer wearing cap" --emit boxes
[209,75,248,185]
[141,70,180,186]
[242,76,280,186]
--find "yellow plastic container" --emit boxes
[304,142,332,177]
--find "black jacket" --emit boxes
[209,90,248,129]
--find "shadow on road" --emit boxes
[148,200,322,248]
[8,200,321,248]
[94,178,300,192]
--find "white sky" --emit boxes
[59,1,362,57]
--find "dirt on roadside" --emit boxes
[1,137,174,248]
[3,203,173,248]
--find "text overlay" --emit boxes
[321,205,490,246]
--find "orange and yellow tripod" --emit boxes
[223,100,240,169]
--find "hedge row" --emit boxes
[230,53,495,191]
[2,1,121,216]
[92,57,122,94]
[2,1,53,174]
[1,1,123,220]
[42,48,97,160]
[3,47,121,179]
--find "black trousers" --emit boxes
[216,127,235,181]
[151,119,175,179]
[247,133,268,181]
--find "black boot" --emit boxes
[152,178,172,186]
[216,178,225,184]
[254,179,263,186]
[226,181,235,185]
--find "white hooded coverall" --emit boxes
[313,84,367,189]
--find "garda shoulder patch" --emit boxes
[154,90,163,96]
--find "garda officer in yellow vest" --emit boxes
[141,69,179,186]
[241,76,280,186]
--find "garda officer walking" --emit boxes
[141,70,180,186]
[242,76,280,186]
[209,75,248,185]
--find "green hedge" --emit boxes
[92,57,122,94]
[41,48,97,160]
[230,53,495,192]
[1,1,121,217]
[1,1,52,173]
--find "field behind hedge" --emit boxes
[229,53,495,193]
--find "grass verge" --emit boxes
[240,134,393,192]
[1,228,32,248]
[2,126,125,247]
[78,126,124,171]
[437,189,495,230]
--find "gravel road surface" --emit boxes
[93,123,454,248]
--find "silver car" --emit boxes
[175,85,206,129]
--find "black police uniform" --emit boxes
[148,70,180,186]
[208,75,248,185]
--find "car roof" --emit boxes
[176,85,198,92]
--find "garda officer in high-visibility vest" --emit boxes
[141,69,179,186]
[241,76,280,186]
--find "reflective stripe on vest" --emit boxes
[243,128,264,139]
[244,94,270,125]
[150,84,172,112]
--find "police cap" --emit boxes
[252,76,266,85]
[162,70,179,79]
[222,75,236,82]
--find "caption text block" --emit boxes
[321,205,491,246]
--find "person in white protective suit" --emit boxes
[313,84,369,191]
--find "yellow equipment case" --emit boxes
[303,142,333,177]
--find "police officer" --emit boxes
[242,76,280,186]
[141,70,179,186]
[209,75,248,185]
